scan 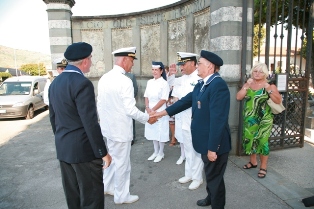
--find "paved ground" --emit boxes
[0,113,313,209]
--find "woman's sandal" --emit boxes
[258,168,267,178]
[243,162,258,169]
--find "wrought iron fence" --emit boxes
[238,0,313,155]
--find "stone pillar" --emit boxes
[43,0,75,65]
[209,0,253,154]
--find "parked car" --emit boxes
[0,76,48,119]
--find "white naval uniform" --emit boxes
[43,78,51,106]
[144,77,170,142]
[173,70,204,181]
[97,65,149,204]
[171,77,183,143]
[167,73,175,89]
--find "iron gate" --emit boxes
[238,0,313,155]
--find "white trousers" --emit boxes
[103,139,132,204]
[182,129,204,181]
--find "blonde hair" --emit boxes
[250,62,269,78]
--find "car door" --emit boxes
[32,81,44,110]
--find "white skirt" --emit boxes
[145,115,169,142]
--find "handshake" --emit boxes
[146,110,168,124]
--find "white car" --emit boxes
[0,76,48,119]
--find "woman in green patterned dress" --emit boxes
[236,63,282,178]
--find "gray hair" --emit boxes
[67,59,84,66]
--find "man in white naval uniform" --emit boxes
[171,73,185,164]
[44,58,67,106]
[171,52,204,190]
[97,47,157,204]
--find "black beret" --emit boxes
[64,42,92,61]
[200,50,223,66]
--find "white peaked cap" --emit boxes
[53,57,65,65]
[112,47,137,59]
[177,52,199,65]
[177,52,199,58]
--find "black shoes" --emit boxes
[197,198,211,206]
[302,196,314,207]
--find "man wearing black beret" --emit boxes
[153,50,231,209]
[48,42,112,209]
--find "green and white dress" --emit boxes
[242,88,273,155]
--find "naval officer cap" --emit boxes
[200,50,223,66]
[112,47,137,59]
[64,42,92,61]
[177,52,199,65]
[53,57,68,67]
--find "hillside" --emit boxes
[0,45,51,69]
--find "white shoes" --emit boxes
[176,156,185,165]
[188,179,203,190]
[115,195,139,204]
[153,153,164,163]
[178,176,192,184]
[147,153,158,161]
[104,191,114,196]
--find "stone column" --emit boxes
[210,0,253,154]
[43,0,75,65]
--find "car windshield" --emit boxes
[0,82,31,95]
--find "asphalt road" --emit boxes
[0,108,49,145]
[0,112,313,209]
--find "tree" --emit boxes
[253,25,266,57]
[20,63,47,76]
[0,72,12,82]
[254,0,311,29]
[254,0,313,82]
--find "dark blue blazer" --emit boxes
[166,73,231,155]
[49,65,108,163]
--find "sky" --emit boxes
[0,0,179,55]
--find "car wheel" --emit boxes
[26,106,34,119]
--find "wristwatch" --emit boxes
[268,90,273,94]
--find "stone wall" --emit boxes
[71,0,210,78]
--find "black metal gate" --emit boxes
[238,0,313,155]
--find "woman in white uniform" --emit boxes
[144,61,170,163]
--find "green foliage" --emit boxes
[301,31,314,59]
[254,0,313,82]
[0,72,12,81]
[253,25,266,57]
[20,63,47,76]
[254,0,311,30]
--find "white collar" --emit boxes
[114,65,126,74]
[203,73,213,83]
